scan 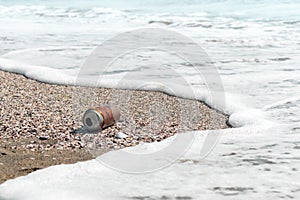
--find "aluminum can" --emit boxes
[83,105,120,132]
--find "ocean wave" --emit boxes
[0,5,126,19]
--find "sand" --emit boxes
[0,70,230,183]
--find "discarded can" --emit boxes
[82,105,121,132]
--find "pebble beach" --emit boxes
[0,70,229,183]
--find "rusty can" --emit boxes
[82,105,120,132]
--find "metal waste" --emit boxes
[82,105,120,132]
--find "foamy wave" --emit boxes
[0,58,76,85]
[0,5,126,19]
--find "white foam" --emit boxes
[0,58,76,85]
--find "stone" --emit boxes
[116,132,128,139]
[39,135,49,140]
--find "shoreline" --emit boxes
[0,69,230,183]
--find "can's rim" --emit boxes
[82,109,103,132]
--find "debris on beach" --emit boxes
[82,105,121,132]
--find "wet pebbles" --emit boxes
[0,70,229,182]
[0,70,229,151]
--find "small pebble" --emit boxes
[116,132,128,139]
[39,135,49,140]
